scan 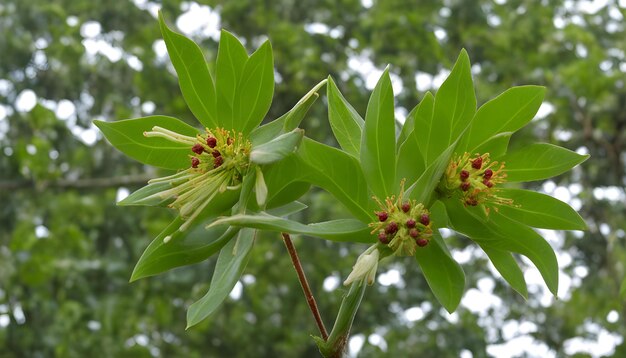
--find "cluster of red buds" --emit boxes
[188,128,248,172]
[369,181,433,256]
[440,152,512,209]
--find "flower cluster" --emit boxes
[142,126,251,231]
[439,152,511,209]
[369,181,433,256]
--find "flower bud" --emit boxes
[465,197,478,206]
[401,202,411,213]
[206,136,217,148]
[227,137,234,146]
[385,221,399,235]
[460,170,470,181]
[420,214,430,226]
[406,218,416,228]
[192,143,204,154]
[191,157,200,168]
[416,238,429,247]
[344,248,379,286]
[377,211,388,222]
[213,156,224,168]
[212,150,221,158]
[483,180,494,188]
[409,228,419,238]
[378,232,389,244]
[472,157,483,169]
[483,168,493,179]
[460,182,471,191]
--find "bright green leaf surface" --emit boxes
[234,41,274,134]
[265,201,308,217]
[412,92,435,159]
[497,188,587,230]
[216,30,249,128]
[186,228,255,328]
[117,181,174,207]
[250,129,303,165]
[459,86,545,153]
[473,132,512,160]
[209,212,373,243]
[407,142,456,205]
[327,76,364,157]
[130,218,238,282]
[415,230,465,313]
[360,68,396,198]
[504,143,589,182]
[94,116,200,170]
[158,13,217,129]
[480,245,528,299]
[426,50,475,165]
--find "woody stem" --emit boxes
[282,233,329,340]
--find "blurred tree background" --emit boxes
[1,0,625,357]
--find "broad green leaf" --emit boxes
[397,102,418,149]
[187,228,255,328]
[458,86,545,153]
[396,103,427,186]
[426,50,475,165]
[263,138,372,222]
[497,188,587,230]
[444,200,559,295]
[479,245,528,298]
[209,212,373,243]
[216,30,249,128]
[360,68,396,198]
[158,13,217,128]
[234,41,274,134]
[415,230,465,313]
[474,132,512,159]
[504,143,589,182]
[407,142,456,206]
[130,217,238,281]
[327,76,364,157]
[250,79,327,146]
[250,129,304,165]
[266,201,308,217]
[94,116,200,170]
[118,181,175,207]
[266,181,310,209]
[413,92,435,159]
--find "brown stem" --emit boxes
[282,232,329,340]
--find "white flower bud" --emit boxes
[343,248,379,286]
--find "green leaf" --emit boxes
[474,132,511,159]
[130,217,238,281]
[497,188,587,230]
[186,228,255,328]
[216,30,249,128]
[158,12,217,128]
[250,79,327,146]
[412,92,435,159]
[250,129,304,165]
[266,201,308,217]
[407,142,456,206]
[479,245,528,299]
[266,181,310,209]
[209,212,373,243]
[117,181,174,207]
[426,50,475,165]
[396,104,427,186]
[458,86,545,153]
[360,68,396,198]
[504,143,589,182]
[444,200,559,295]
[327,76,364,157]
[94,116,200,170]
[415,230,465,313]
[233,41,274,134]
[263,138,372,222]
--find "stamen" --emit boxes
[143,126,197,145]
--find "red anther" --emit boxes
[420,214,430,226]
[191,157,200,168]
[401,202,411,213]
[465,197,478,206]
[416,238,429,247]
[460,182,471,191]
[483,168,493,179]
[472,157,483,169]
[378,232,390,244]
[460,170,470,181]
[377,211,388,222]
[211,150,221,158]
[406,219,416,228]
[409,228,419,238]
[206,136,217,148]
[213,156,224,168]
[192,143,204,154]
[385,221,398,235]
[483,180,494,188]
[227,137,234,146]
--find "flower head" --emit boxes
[343,246,380,286]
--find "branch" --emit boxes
[282,233,329,340]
